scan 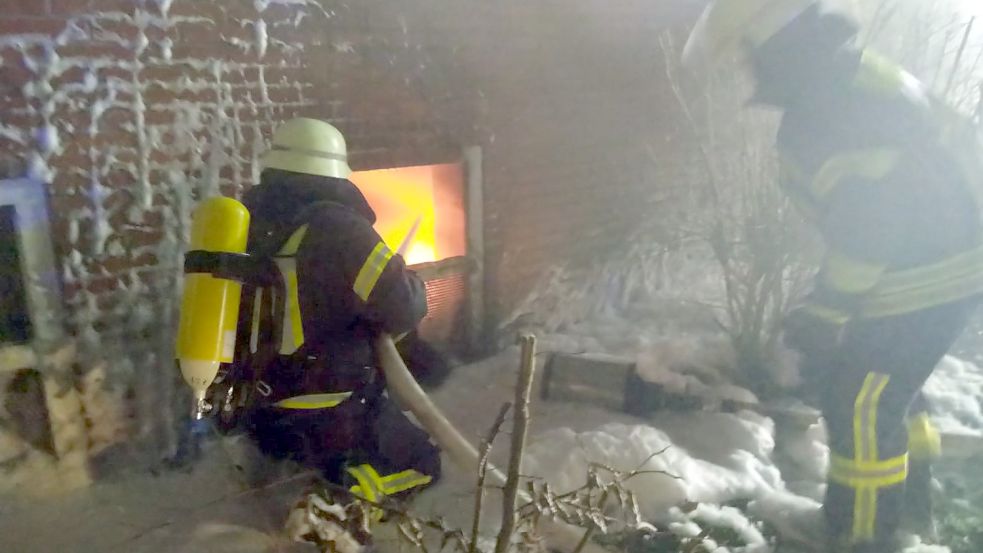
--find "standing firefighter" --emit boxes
[240,118,440,551]
[683,1,983,551]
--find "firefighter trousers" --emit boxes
[815,299,977,550]
[248,392,441,502]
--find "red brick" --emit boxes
[4,0,50,17]
[265,84,301,105]
[49,0,91,15]
[122,226,163,248]
[169,0,223,18]
[141,62,212,84]
[0,17,65,36]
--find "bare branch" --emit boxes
[494,335,538,553]
[471,402,513,553]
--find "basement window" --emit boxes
[351,156,482,352]
[351,163,466,265]
[0,205,31,344]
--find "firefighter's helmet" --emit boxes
[261,118,352,179]
[682,0,858,70]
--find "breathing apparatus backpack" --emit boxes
[176,195,297,432]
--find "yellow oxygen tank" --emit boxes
[176,196,250,419]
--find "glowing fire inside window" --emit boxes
[351,163,466,266]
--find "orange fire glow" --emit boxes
[350,163,465,266]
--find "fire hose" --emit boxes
[374,333,610,553]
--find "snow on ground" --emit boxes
[924,356,983,436]
[2,316,983,552]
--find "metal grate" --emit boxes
[419,270,468,349]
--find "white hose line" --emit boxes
[374,334,608,553]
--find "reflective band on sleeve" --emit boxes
[274,392,352,410]
[379,469,432,495]
[853,51,907,97]
[353,241,394,302]
[821,251,886,295]
[810,149,900,200]
[801,302,851,325]
[275,225,309,355]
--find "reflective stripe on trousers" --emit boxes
[346,464,433,519]
[829,372,910,543]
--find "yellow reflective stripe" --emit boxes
[284,263,304,353]
[845,372,893,543]
[801,302,851,325]
[811,149,900,200]
[829,453,908,488]
[276,259,305,354]
[853,486,877,542]
[274,225,310,355]
[379,469,432,495]
[907,413,942,459]
[854,372,890,462]
[862,246,983,318]
[853,51,907,97]
[347,464,384,502]
[279,224,309,256]
[821,251,886,295]
[274,392,352,410]
[353,241,394,302]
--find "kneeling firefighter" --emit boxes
[238,117,439,549]
[684,1,983,551]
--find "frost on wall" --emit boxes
[0,0,322,456]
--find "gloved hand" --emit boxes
[782,306,844,360]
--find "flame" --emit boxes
[351,164,465,265]
[405,243,437,265]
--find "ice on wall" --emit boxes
[0,0,321,456]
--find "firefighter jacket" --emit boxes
[778,50,983,326]
[239,173,428,408]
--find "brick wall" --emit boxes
[0,0,705,449]
[371,0,707,330]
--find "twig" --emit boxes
[944,17,976,99]
[571,490,611,553]
[682,528,713,553]
[471,403,513,553]
[494,334,538,553]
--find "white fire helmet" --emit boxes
[681,0,859,71]
[261,117,352,179]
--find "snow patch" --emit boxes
[924,356,983,435]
